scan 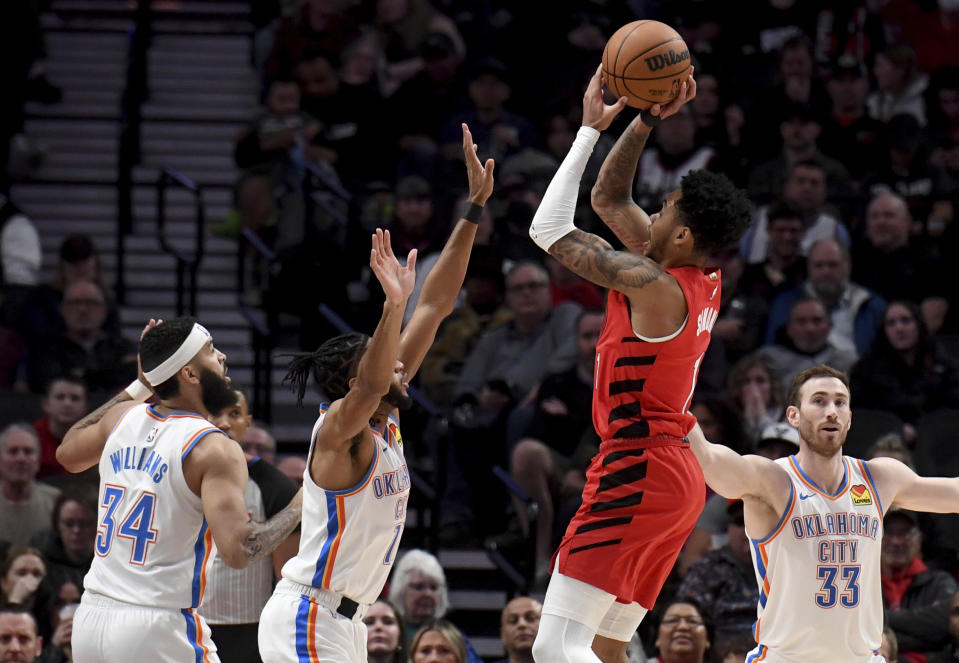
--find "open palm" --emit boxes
[370,229,416,306]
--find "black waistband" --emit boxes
[337,596,359,619]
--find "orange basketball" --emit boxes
[602,20,691,110]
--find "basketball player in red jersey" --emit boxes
[528,65,752,663]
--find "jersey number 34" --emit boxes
[95,484,159,566]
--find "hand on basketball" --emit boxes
[647,66,696,122]
[584,64,627,132]
[370,228,416,306]
[462,123,495,206]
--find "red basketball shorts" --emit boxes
[553,438,705,608]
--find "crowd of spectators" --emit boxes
[2,0,959,661]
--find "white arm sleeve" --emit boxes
[528,126,600,251]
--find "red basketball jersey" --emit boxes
[592,266,721,442]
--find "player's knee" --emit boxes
[512,438,549,473]
[532,629,563,663]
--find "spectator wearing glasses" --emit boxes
[24,280,136,395]
[27,488,96,592]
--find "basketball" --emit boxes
[602,20,692,110]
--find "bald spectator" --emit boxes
[33,376,87,480]
[24,280,136,394]
[492,597,541,663]
[758,296,857,389]
[765,238,886,358]
[0,424,59,547]
[275,454,306,487]
[852,191,949,333]
[241,425,276,464]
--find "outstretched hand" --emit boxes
[369,229,416,306]
[646,65,697,122]
[462,123,494,205]
[584,64,627,132]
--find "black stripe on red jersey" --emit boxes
[574,515,633,534]
[609,402,643,423]
[602,448,646,466]
[589,491,645,513]
[614,355,656,367]
[609,378,646,396]
[613,420,651,439]
[570,539,623,554]
[598,460,648,493]
[621,337,642,343]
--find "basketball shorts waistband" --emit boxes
[274,578,369,621]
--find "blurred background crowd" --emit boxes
[1,0,959,661]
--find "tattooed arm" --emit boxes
[57,393,139,472]
[590,120,653,254]
[193,432,303,569]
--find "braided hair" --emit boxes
[282,332,369,406]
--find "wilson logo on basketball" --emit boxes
[696,307,718,336]
[644,49,690,72]
[851,484,873,506]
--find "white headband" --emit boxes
[144,323,211,386]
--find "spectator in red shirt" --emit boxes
[32,376,86,480]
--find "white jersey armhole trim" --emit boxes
[633,313,688,343]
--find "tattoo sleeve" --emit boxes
[70,391,133,432]
[549,228,664,291]
[591,122,653,253]
[242,489,303,563]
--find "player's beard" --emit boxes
[383,383,413,410]
[200,369,238,415]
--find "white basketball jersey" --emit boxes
[84,404,220,611]
[746,455,884,663]
[282,408,409,605]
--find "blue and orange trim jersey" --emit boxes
[281,409,411,605]
[745,455,884,662]
[85,404,218,611]
[592,266,721,445]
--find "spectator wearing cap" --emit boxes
[863,113,955,237]
[439,57,540,164]
[21,234,120,340]
[882,508,957,663]
[747,102,852,207]
[755,422,800,460]
[741,160,851,266]
[24,280,137,395]
[819,53,888,184]
[0,192,40,328]
[676,499,758,644]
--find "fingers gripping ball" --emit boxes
[602,20,691,110]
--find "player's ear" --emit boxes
[785,405,800,427]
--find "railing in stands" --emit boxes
[156,168,205,315]
[115,0,152,304]
[237,227,276,421]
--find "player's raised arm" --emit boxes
[58,319,161,471]
[528,67,675,298]
[867,456,959,514]
[687,423,790,507]
[398,123,494,381]
[591,66,697,255]
[311,229,416,448]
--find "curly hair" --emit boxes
[282,332,368,406]
[139,316,197,400]
[676,170,752,257]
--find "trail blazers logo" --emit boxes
[851,484,873,506]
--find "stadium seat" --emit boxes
[844,408,904,460]
[0,391,44,430]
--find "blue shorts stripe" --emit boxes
[181,609,203,663]
[295,595,312,662]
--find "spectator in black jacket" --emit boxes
[929,591,959,663]
[882,509,957,662]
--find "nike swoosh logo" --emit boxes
[799,493,814,500]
